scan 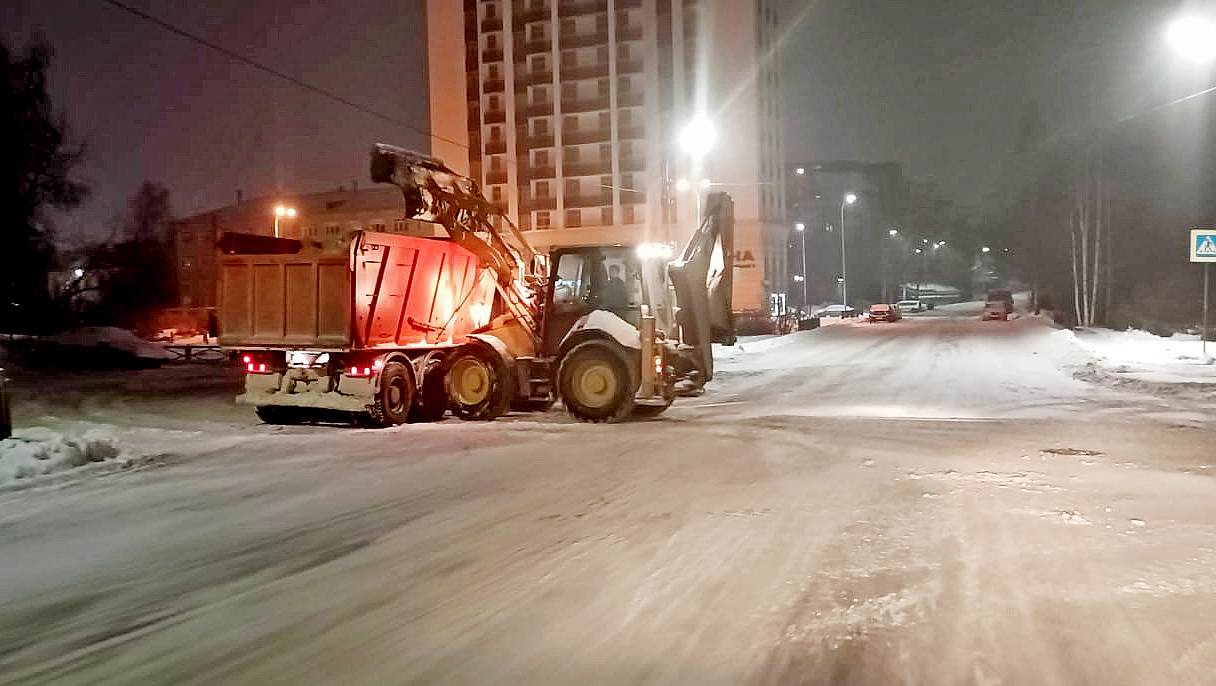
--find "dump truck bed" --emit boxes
[219,231,494,351]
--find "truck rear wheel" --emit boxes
[558,341,636,422]
[369,361,414,427]
[410,364,448,422]
[256,405,302,425]
[446,345,510,421]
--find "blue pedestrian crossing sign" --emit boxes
[1192,229,1216,263]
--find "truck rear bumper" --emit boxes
[236,371,377,412]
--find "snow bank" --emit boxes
[0,427,129,486]
[1071,328,1216,384]
[45,327,171,360]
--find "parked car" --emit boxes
[813,304,858,318]
[896,300,924,313]
[982,300,1012,321]
[867,303,902,323]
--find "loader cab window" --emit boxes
[550,248,642,326]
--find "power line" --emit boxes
[97,0,468,151]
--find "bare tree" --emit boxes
[1068,142,1107,328]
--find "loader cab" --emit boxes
[542,245,670,356]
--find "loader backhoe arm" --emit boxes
[667,192,736,382]
[369,143,544,337]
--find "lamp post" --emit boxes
[794,222,808,311]
[885,228,899,302]
[840,192,857,307]
[671,116,717,238]
[273,205,296,238]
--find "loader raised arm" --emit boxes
[369,143,544,337]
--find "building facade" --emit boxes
[428,0,788,317]
[171,187,432,320]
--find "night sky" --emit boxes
[4,0,1210,243]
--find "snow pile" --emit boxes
[1071,328,1216,384]
[44,326,171,360]
[0,427,128,485]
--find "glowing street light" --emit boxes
[794,222,806,232]
[795,167,806,175]
[888,228,899,237]
[73,268,85,278]
[699,177,711,189]
[1167,14,1216,64]
[675,178,691,192]
[839,192,857,307]
[273,205,297,238]
[981,246,991,253]
[679,115,717,161]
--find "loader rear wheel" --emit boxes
[446,345,510,421]
[369,361,414,427]
[558,341,635,422]
[410,364,448,422]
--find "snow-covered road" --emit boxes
[2,314,1215,684]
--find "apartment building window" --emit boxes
[597,78,609,96]
[485,2,497,19]
[562,83,577,100]
[394,219,407,232]
[529,24,544,40]
[564,178,579,196]
[563,115,578,132]
[374,223,386,232]
[492,186,503,203]
[622,205,635,224]
[534,85,549,103]
[598,111,611,129]
[488,64,500,80]
[565,209,581,227]
[561,50,576,68]
[530,55,545,71]
[618,43,630,61]
[597,45,608,63]
[601,207,613,225]
[622,173,634,191]
[599,143,611,160]
[600,175,612,193]
[534,118,549,135]
[561,18,575,35]
[491,156,504,172]
[620,141,632,159]
[534,150,550,167]
[536,181,550,197]
[537,211,550,228]
[488,95,500,111]
[490,125,502,141]
[564,145,579,162]
[487,34,499,49]
[618,75,631,94]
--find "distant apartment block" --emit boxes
[428,0,789,316]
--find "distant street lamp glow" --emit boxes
[795,167,805,175]
[794,222,806,232]
[981,246,991,253]
[73,268,84,278]
[793,274,805,283]
[273,204,297,238]
[844,192,857,205]
[1167,14,1216,64]
[888,228,899,236]
[675,178,690,192]
[679,116,717,160]
[699,177,711,189]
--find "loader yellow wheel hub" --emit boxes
[450,358,490,405]
[571,360,616,408]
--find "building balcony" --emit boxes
[515,5,548,23]
[486,169,508,185]
[617,0,642,7]
[521,134,555,148]
[615,58,643,74]
[517,101,555,117]
[559,29,609,49]
[560,95,611,113]
[520,69,553,86]
[619,189,647,203]
[558,0,607,17]
[619,156,645,172]
[483,109,506,124]
[483,78,505,93]
[564,192,612,208]
[529,165,557,179]
[617,125,644,140]
[485,140,507,155]
[616,25,643,41]
[519,37,552,54]
[522,196,557,211]
[480,16,503,32]
[618,91,643,107]
[561,63,609,81]
[481,47,503,63]
[563,127,611,145]
[563,159,612,176]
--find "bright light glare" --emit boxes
[699,178,711,189]
[888,228,899,236]
[73,268,84,278]
[636,242,674,259]
[286,208,297,217]
[679,116,717,160]
[795,167,806,175]
[935,241,946,248]
[844,192,857,205]
[275,205,288,216]
[675,177,690,192]
[793,274,805,282]
[1167,15,1216,64]
[915,248,923,254]
[794,222,806,232]
[981,246,991,253]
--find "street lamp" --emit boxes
[1167,14,1216,64]
[840,192,857,307]
[273,205,296,238]
[679,115,717,161]
[981,246,991,253]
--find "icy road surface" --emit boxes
[3,315,1216,685]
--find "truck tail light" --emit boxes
[241,352,280,374]
[348,366,374,378]
[653,355,663,375]
[246,362,271,374]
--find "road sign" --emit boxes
[1192,229,1216,262]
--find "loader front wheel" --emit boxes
[446,345,510,421]
[370,361,414,427]
[558,341,635,422]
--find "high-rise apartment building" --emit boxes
[427,0,788,319]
